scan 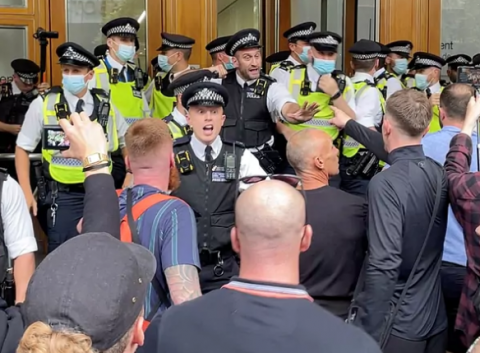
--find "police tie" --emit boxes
[205,145,213,163]
[75,99,84,113]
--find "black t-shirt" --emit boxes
[300,186,367,318]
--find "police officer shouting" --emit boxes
[15,42,128,253]
[213,28,319,174]
[171,81,266,293]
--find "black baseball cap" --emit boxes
[22,233,156,351]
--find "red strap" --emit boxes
[142,320,150,331]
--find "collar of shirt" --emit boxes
[236,72,256,87]
[287,55,301,66]
[190,134,222,161]
[64,89,94,114]
[105,55,127,72]
[389,145,425,164]
[171,106,187,126]
[374,67,385,79]
[429,81,441,94]
[351,72,374,83]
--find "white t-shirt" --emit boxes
[1,175,37,259]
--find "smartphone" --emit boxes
[42,125,70,151]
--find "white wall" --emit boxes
[217,0,260,37]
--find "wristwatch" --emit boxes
[82,152,109,168]
[331,91,342,101]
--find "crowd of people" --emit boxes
[0,14,479,353]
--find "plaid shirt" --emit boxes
[445,133,480,347]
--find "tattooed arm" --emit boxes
[164,265,202,304]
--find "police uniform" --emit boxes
[340,40,385,197]
[446,54,472,83]
[16,42,128,253]
[206,36,235,70]
[374,43,404,99]
[94,44,109,60]
[409,52,446,133]
[212,29,301,173]
[144,33,195,119]
[162,69,216,139]
[171,82,266,293]
[266,51,291,66]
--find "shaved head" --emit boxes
[287,129,339,176]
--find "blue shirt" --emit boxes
[422,125,478,266]
[119,185,200,317]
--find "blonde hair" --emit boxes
[17,322,131,353]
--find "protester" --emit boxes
[140,180,381,353]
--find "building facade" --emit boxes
[0,0,469,85]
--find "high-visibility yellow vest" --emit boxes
[376,71,405,99]
[402,75,416,88]
[430,86,445,133]
[93,59,148,125]
[163,114,188,140]
[42,90,117,184]
[282,66,351,141]
[150,72,176,119]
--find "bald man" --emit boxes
[286,129,368,319]
[144,179,381,353]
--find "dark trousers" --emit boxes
[199,255,239,294]
[338,156,370,197]
[111,152,126,190]
[440,261,467,353]
[383,330,447,353]
[46,190,84,253]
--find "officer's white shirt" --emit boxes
[429,82,442,94]
[1,175,37,259]
[105,55,129,81]
[351,72,382,128]
[17,89,128,152]
[190,134,267,190]
[171,106,187,126]
[374,67,404,99]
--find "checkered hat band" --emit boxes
[106,24,136,37]
[378,53,388,58]
[209,43,227,54]
[62,47,95,66]
[389,46,410,54]
[310,36,339,46]
[415,58,442,69]
[173,77,211,96]
[17,72,37,79]
[287,27,314,40]
[162,38,193,49]
[230,33,259,54]
[450,57,470,65]
[352,53,378,60]
[187,88,225,106]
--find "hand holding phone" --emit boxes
[42,125,70,151]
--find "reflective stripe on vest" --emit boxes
[94,60,147,125]
[283,67,350,140]
[41,92,116,184]
[150,73,176,119]
[429,86,444,133]
[167,121,186,140]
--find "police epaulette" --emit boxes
[332,69,346,77]
[222,139,245,148]
[279,61,294,71]
[173,135,191,147]
[48,86,63,95]
[90,88,109,98]
[260,73,277,83]
[163,114,174,123]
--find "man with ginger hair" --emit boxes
[286,128,367,319]
[141,179,381,353]
[118,118,201,324]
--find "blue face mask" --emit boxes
[298,46,311,64]
[313,58,336,75]
[393,58,408,75]
[415,73,429,91]
[158,54,175,72]
[223,57,235,70]
[62,74,87,95]
[115,43,135,63]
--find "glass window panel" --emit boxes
[440,0,477,80]
[0,0,26,8]
[65,0,147,70]
[290,0,344,70]
[217,0,260,37]
[356,0,377,41]
[0,26,27,76]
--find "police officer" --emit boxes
[171,81,266,293]
[145,33,195,119]
[215,28,319,174]
[342,39,385,196]
[374,42,404,99]
[0,59,42,177]
[410,52,446,133]
[94,44,109,60]
[90,17,149,189]
[206,36,234,70]
[15,42,128,253]
[162,69,216,139]
[383,40,413,89]
[446,54,471,83]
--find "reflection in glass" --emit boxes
[65,0,147,70]
[217,0,260,37]
[0,0,26,7]
[0,26,27,76]
[290,0,344,70]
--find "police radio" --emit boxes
[110,68,119,84]
[97,101,110,140]
[134,68,145,90]
[176,150,194,174]
[300,79,311,96]
[154,75,162,91]
[54,103,69,120]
